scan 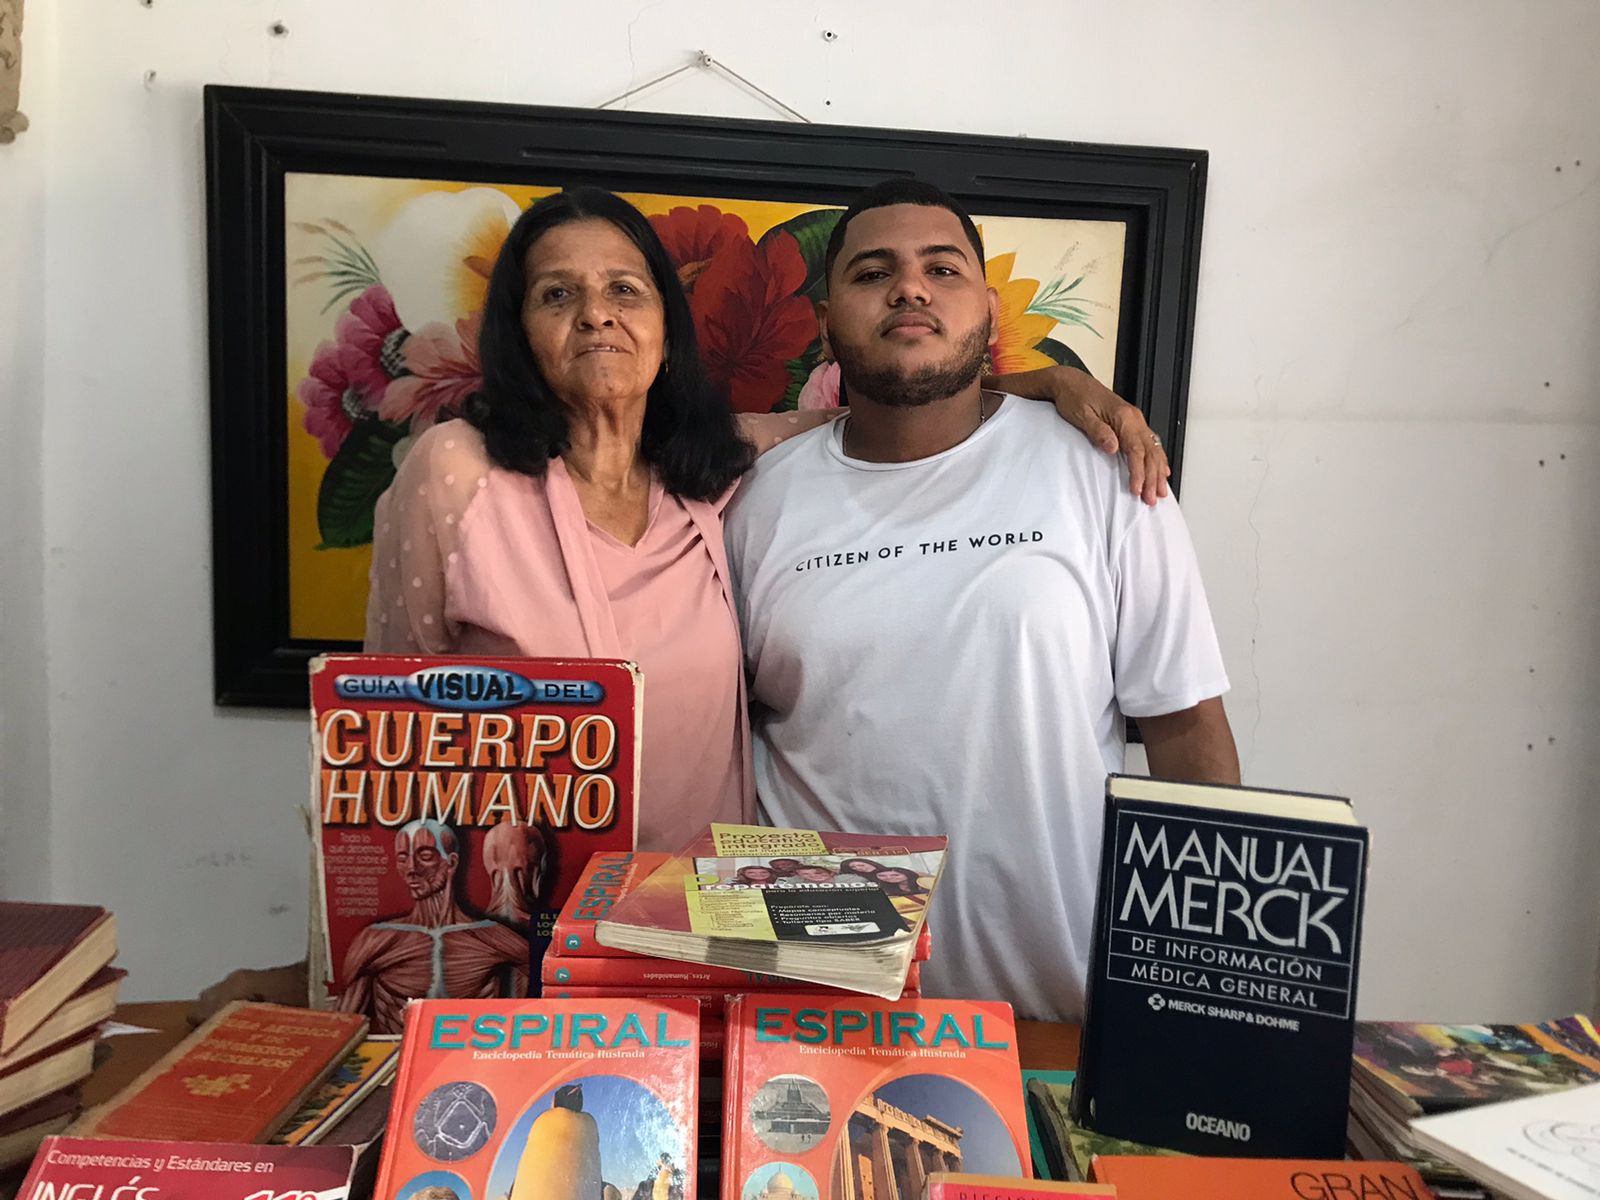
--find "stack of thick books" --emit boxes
[1348,1015,1600,1199]
[0,902,121,1169]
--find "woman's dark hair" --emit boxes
[464,187,755,500]
[873,868,927,896]
[839,858,887,877]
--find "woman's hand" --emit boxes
[987,364,1171,505]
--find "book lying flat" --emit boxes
[71,1001,367,1142]
[544,951,922,990]
[927,1174,1113,1199]
[271,1034,401,1146]
[552,849,933,962]
[0,1029,97,1119]
[0,903,117,1054]
[0,1088,80,1169]
[1091,1154,1435,1200]
[19,1137,359,1198]
[0,967,125,1073]
[1410,1079,1600,1200]
[596,824,946,999]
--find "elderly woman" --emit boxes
[365,187,1168,850]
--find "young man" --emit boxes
[724,180,1239,1022]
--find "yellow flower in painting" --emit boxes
[451,206,511,320]
[985,252,1057,374]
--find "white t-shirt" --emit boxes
[723,395,1229,1021]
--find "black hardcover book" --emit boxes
[1071,774,1368,1158]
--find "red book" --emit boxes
[545,987,921,1008]
[375,997,701,1200]
[544,954,922,991]
[309,654,642,1033]
[554,850,934,961]
[1090,1155,1436,1200]
[71,1001,368,1143]
[928,1176,1114,1199]
[19,1137,358,1197]
[721,995,1029,1200]
[0,903,116,1054]
[0,966,125,1073]
[0,1088,81,1169]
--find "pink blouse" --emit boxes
[364,419,753,851]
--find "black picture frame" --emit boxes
[205,84,1207,707]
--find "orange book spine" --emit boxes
[720,996,746,1200]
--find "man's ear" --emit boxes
[817,300,833,362]
[986,286,1001,333]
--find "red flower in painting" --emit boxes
[381,311,483,431]
[651,205,753,292]
[689,231,816,413]
[335,285,407,402]
[298,340,370,458]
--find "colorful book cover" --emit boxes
[1072,775,1368,1158]
[273,1035,403,1146]
[545,987,920,1003]
[310,654,641,1032]
[1409,1078,1600,1200]
[373,997,701,1200]
[552,851,934,963]
[545,957,922,991]
[926,1175,1113,1199]
[71,1002,368,1143]
[1090,1154,1435,1200]
[1354,1017,1600,1116]
[19,1137,357,1198]
[721,995,1028,1200]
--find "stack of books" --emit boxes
[1347,1015,1600,1198]
[0,902,121,1169]
[545,848,933,1047]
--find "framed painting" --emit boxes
[206,85,1207,706]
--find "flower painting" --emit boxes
[284,174,1127,642]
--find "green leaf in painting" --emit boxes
[763,208,843,304]
[1032,337,1091,374]
[316,418,406,549]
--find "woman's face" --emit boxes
[842,860,875,874]
[795,867,834,883]
[876,869,909,884]
[521,219,666,411]
[742,867,775,883]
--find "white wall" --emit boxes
[0,0,55,902]
[15,0,1600,1016]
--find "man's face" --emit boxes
[395,828,456,900]
[821,204,999,407]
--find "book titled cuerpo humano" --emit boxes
[596,825,945,999]
[374,998,701,1200]
[720,995,1029,1200]
[1072,775,1368,1159]
[309,655,641,1032]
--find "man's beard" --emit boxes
[830,320,991,408]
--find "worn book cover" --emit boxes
[0,1030,97,1119]
[1354,1016,1600,1117]
[1410,1078,1600,1200]
[552,851,933,963]
[0,903,116,1054]
[373,997,701,1200]
[597,826,945,998]
[272,1035,402,1147]
[19,1136,358,1198]
[1090,1154,1435,1200]
[0,1089,81,1169]
[721,995,1028,1200]
[1072,775,1368,1158]
[310,654,642,1032]
[71,1001,367,1143]
[0,968,125,1075]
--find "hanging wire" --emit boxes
[598,51,811,123]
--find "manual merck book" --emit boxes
[595,824,946,999]
[309,654,641,1032]
[1071,775,1368,1158]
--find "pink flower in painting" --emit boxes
[298,339,371,458]
[796,361,841,409]
[381,311,483,431]
[334,285,407,403]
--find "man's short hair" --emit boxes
[824,178,986,283]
